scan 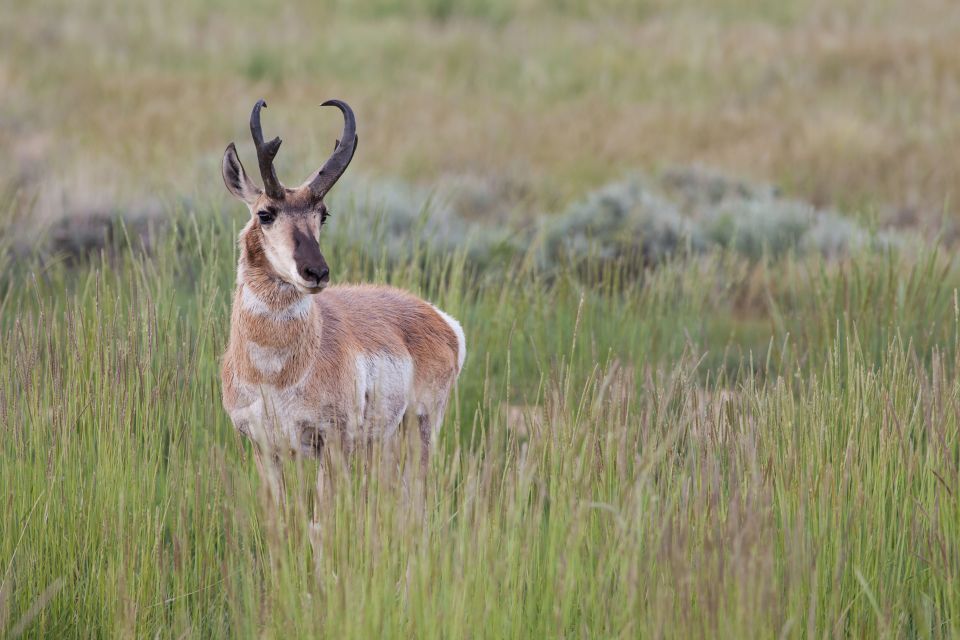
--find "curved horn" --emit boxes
[249,99,285,199]
[306,99,358,199]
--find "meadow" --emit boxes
[2,0,960,637]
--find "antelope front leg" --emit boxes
[309,456,327,576]
[252,442,286,506]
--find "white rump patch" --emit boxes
[247,342,290,376]
[432,305,466,372]
[241,286,313,322]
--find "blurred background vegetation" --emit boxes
[2,0,958,246]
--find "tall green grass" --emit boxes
[1,207,959,637]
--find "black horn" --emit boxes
[306,99,358,199]
[249,99,285,199]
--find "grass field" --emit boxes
[3,210,960,637]
[3,0,960,637]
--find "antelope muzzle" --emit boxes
[292,227,329,292]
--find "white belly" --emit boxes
[227,352,415,455]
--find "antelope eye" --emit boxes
[319,207,331,225]
[257,210,276,225]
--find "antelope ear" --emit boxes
[222,143,261,206]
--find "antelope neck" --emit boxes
[234,234,319,361]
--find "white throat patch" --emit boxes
[247,342,291,376]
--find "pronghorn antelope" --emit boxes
[220,99,465,497]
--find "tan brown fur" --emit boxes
[220,99,462,500]
[221,223,463,459]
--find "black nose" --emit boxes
[300,265,329,285]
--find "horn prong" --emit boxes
[250,99,285,199]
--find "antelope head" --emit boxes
[222,99,358,293]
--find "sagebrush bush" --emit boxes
[9,167,899,281]
[331,167,889,279]
[331,177,521,267]
[704,197,812,259]
[540,176,702,271]
[540,167,895,269]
